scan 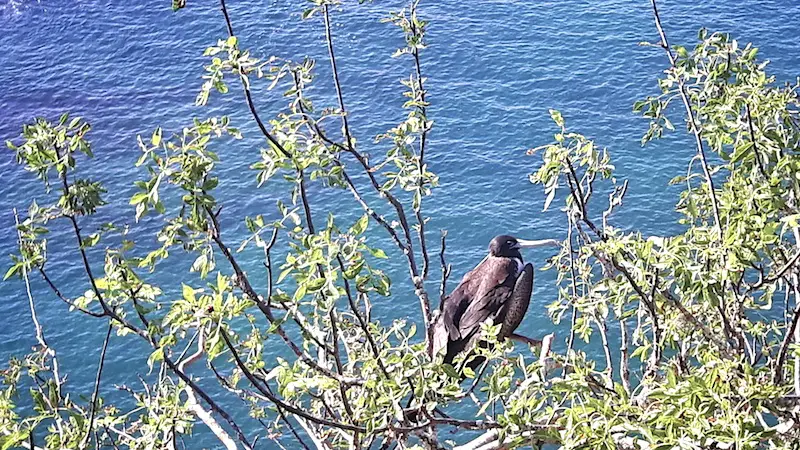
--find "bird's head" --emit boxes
[489,235,561,257]
[489,235,522,257]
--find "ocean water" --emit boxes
[0,0,798,447]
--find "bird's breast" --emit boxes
[512,257,523,275]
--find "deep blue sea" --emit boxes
[1,0,798,447]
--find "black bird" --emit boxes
[430,235,559,367]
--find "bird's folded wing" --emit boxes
[457,283,513,337]
[500,263,534,339]
[456,257,517,334]
[431,303,461,358]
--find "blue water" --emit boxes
[1,0,798,447]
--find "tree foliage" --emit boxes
[2,1,800,449]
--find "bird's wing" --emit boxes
[430,273,477,358]
[431,300,461,358]
[456,257,517,338]
[499,263,534,339]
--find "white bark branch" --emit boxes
[178,325,239,450]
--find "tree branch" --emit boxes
[649,0,723,239]
[314,4,434,348]
[81,323,112,448]
[205,207,363,386]
[620,317,631,395]
[169,329,251,450]
[219,330,366,433]
[774,282,800,385]
[438,230,451,310]
[336,256,390,379]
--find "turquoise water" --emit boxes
[1,0,798,447]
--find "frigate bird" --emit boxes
[430,235,560,367]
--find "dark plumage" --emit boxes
[431,235,555,367]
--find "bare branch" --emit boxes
[38,268,104,318]
[438,230,451,310]
[15,209,62,400]
[594,315,614,387]
[219,330,366,433]
[620,317,631,395]
[775,282,800,385]
[81,323,112,448]
[321,3,354,153]
[175,326,251,450]
[649,0,723,239]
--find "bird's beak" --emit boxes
[516,238,561,249]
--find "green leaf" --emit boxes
[344,260,365,280]
[301,7,317,19]
[81,233,100,248]
[441,364,460,379]
[147,347,164,370]
[202,177,219,191]
[1,430,28,450]
[293,284,307,302]
[369,248,388,259]
[277,267,293,283]
[350,214,369,236]
[151,127,162,147]
[206,329,225,360]
[182,284,196,302]
[731,141,753,163]
[549,109,565,128]
[3,263,21,281]
[306,277,325,292]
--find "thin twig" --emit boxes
[619,317,631,395]
[409,0,432,281]
[564,216,579,371]
[594,315,614,387]
[649,0,723,239]
[747,250,800,294]
[337,256,390,378]
[322,3,354,152]
[217,0,291,160]
[38,268,104,317]
[15,210,62,400]
[438,230,451,310]
[745,103,769,179]
[219,330,365,433]
[328,307,355,422]
[775,284,800,384]
[81,323,113,448]
[206,207,363,386]
[38,201,252,450]
[316,2,432,344]
[45,151,152,342]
